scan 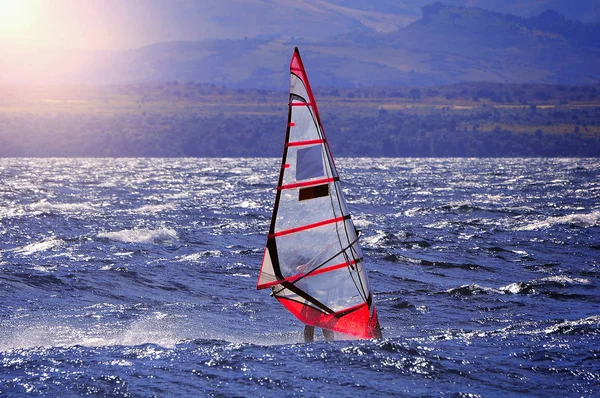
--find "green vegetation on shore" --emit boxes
[1,82,599,157]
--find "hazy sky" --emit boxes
[1,0,335,50]
[0,0,596,51]
[0,0,236,50]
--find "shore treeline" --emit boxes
[1,82,599,157]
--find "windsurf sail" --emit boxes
[257,47,381,339]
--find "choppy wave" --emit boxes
[0,313,186,351]
[13,238,63,256]
[1,158,598,397]
[426,315,600,343]
[353,218,374,229]
[0,206,25,220]
[29,200,97,214]
[540,315,600,336]
[236,200,261,209]
[447,275,592,297]
[500,275,592,294]
[98,228,178,244]
[132,204,177,213]
[446,283,501,295]
[518,210,600,230]
[176,250,222,262]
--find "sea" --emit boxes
[0,157,598,397]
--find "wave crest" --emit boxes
[13,238,63,256]
[30,200,96,214]
[98,228,178,244]
[132,204,177,213]
[518,210,600,230]
[500,275,591,294]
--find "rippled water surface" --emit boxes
[0,158,599,397]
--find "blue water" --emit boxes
[0,158,599,397]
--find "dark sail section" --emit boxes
[299,184,329,201]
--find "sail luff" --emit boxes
[255,98,293,289]
[290,48,340,175]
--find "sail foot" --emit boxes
[277,296,380,339]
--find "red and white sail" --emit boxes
[257,48,380,339]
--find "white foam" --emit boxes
[353,218,373,229]
[176,250,222,262]
[422,315,600,344]
[30,199,95,213]
[98,228,178,244]
[245,175,264,185]
[499,275,590,294]
[0,207,25,220]
[229,167,253,175]
[538,275,591,285]
[540,315,600,335]
[232,273,251,278]
[132,204,177,213]
[0,313,185,351]
[237,200,260,209]
[446,284,502,295]
[424,220,452,229]
[13,238,63,256]
[500,282,524,294]
[164,192,189,199]
[403,207,423,217]
[198,188,220,196]
[518,210,600,230]
[29,200,96,214]
[361,230,387,247]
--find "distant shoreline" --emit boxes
[1,83,599,157]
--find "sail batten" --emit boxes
[286,139,326,147]
[257,258,360,290]
[279,177,337,190]
[268,215,348,238]
[257,47,380,340]
[290,102,315,106]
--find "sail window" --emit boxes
[296,146,324,181]
[299,184,329,201]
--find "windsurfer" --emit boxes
[304,325,334,342]
[257,48,382,341]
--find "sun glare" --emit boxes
[0,0,41,39]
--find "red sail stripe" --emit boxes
[278,177,334,190]
[288,122,296,127]
[256,259,357,289]
[268,216,344,238]
[286,139,325,147]
[257,276,301,290]
[308,259,357,277]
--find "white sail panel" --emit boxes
[290,74,310,106]
[274,221,352,277]
[274,181,343,232]
[256,248,278,288]
[279,145,331,190]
